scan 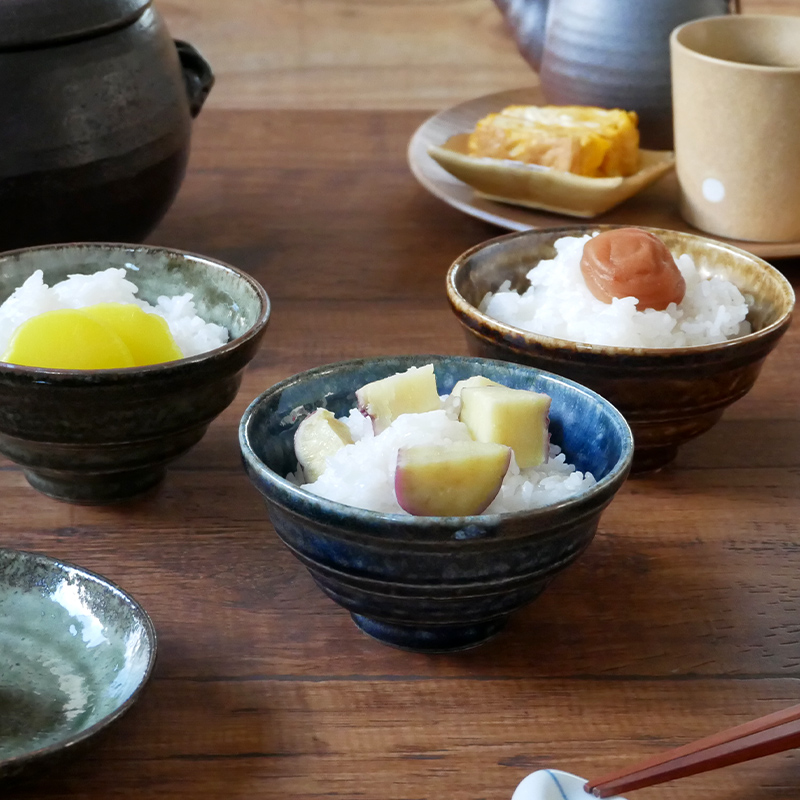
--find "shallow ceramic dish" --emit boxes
[0,243,271,504]
[239,355,632,653]
[0,548,156,779]
[428,134,674,218]
[446,225,794,472]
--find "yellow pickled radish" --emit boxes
[79,303,183,366]
[2,309,136,369]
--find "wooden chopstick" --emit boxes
[585,703,800,798]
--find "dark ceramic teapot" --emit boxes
[492,0,739,149]
[0,0,214,250]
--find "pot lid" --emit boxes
[0,0,151,50]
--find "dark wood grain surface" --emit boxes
[5,109,800,800]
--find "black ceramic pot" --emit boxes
[0,0,214,250]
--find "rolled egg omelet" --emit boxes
[467,105,640,178]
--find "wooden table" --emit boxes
[8,1,800,796]
[5,104,800,799]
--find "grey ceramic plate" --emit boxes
[0,549,156,779]
[407,86,800,259]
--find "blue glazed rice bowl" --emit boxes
[239,354,632,653]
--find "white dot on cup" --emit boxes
[702,178,725,203]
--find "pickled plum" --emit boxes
[580,228,686,311]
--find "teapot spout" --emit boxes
[492,0,550,72]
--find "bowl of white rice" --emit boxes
[0,242,270,504]
[447,225,794,472]
[239,354,632,653]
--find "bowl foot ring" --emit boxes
[23,467,166,505]
[350,613,509,653]
[630,443,679,473]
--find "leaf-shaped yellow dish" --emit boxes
[428,133,675,218]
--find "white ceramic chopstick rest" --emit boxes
[512,769,627,800]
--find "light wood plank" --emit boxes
[158,0,800,110]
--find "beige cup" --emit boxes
[670,15,800,242]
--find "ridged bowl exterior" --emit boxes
[0,243,270,504]
[240,355,632,652]
[446,225,794,472]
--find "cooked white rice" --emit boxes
[0,268,228,357]
[481,234,752,348]
[292,398,596,515]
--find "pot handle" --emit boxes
[174,40,215,118]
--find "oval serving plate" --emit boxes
[408,86,800,259]
[0,549,156,779]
